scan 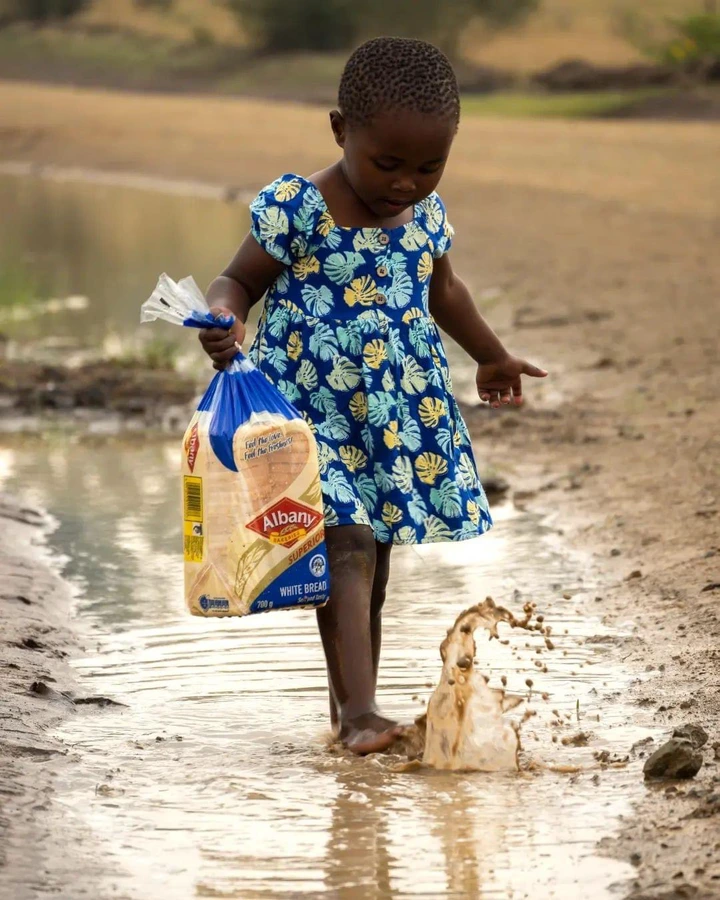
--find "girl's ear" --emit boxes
[329,110,346,149]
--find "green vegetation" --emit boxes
[0,0,88,25]
[614,7,720,74]
[659,12,720,71]
[117,337,181,371]
[0,2,711,119]
[0,23,234,85]
[226,0,538,55]
[216,52,345,98]
[461,87,670,117]
[0,262,40,311]
[0,24,684,118]
[227,0,357,53]
[134,0,173,9]
[355,0,539,57]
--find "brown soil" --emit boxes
[0,80,719,897]
[0,360,198,416]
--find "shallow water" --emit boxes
[0,171,245,349]
[0,435,648,899]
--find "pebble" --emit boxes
[643,738,704,780]
[672,724,708,749]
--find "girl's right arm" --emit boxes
[199,233,286,370]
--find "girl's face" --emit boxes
[332,108,457,220]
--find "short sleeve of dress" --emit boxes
[420,192,455,259]
[250,174,327,266]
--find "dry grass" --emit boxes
[464,0,703,70]
[1,80,718,219]
[78,0,244,43]
[77,0,703,69]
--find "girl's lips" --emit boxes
[381,198,411,210]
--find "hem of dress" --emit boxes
[328,518,494,545]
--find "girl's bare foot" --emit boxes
[340,712,403,755]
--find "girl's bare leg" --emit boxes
[329,539,392,734]
[317,525,401,755]
[371,541,392,685]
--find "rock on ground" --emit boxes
[643,738,704,780]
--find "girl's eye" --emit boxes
[373,159,398,172]
[419,164,443,175]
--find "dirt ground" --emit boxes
[0,496,76,897]
[1,80,719,898]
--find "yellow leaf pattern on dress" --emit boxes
[348,392,368,421]
[317,209,335,237]
[280,299,303,317]
[415,452,448,485]
[292,255,321,281]
[301,410,317,434]
[363,339,387,369]
[274,178,302,202]
[339,445,368,472]
[402,308,424,324]
[382,502,403,526]
[344,275,378,307]
[287,331,302,360]
[417,252,433,282]
[418,397,445,428]
[383,421,402,449]
[467,499,480,526]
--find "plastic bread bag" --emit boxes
[141,274,329,617]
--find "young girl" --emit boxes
[200,37,546,755]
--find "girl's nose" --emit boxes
[391,177,416,195]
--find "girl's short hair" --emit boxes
[338,37,460,127]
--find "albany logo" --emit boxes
[184,422,200,473]
[247,497,322,548]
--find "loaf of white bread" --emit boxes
[141,274,329,618]
[182,407,328,616]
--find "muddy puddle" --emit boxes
[0,435,654,899]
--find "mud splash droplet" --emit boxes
[423,597,549,772]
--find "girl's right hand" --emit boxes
[198,306,247,371]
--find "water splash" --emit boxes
[422,597,551,772]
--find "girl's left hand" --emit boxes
[476,355,547,408]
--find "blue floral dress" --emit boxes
[248,174,492,545]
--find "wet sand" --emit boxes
[0,496,75,896]
[0,80,719,897]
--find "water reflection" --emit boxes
[0,434,641,899]
[0,173,247,348]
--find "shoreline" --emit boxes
[0,159,248,202]
[0,495,76,893]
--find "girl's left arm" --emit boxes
[429,254,547,407]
